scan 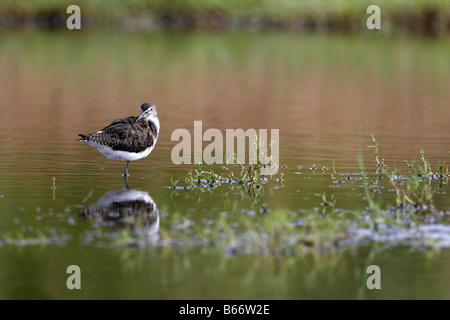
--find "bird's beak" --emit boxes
[135,113,145,123]
[136,110,150,123]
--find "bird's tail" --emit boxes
[78,134,89,142]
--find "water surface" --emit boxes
[0,30,449,299]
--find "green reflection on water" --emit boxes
[0,244,449,299]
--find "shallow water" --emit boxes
[0,30,449,299]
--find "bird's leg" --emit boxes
[124,174,130,190]
[123,161,130,190]
[123,160,130,177]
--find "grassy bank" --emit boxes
[1,0,450,33]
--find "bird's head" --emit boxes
[136,102,157,123]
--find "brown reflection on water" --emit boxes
[80,188,159,243]
[0,31,449,173]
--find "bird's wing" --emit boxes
[78,114,157,153]
[100,116,138,132]
[79,116,137,145]
[84,116,154,153]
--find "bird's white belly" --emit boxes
[86,141,154,161]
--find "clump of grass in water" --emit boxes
[170,132,280,191]
[367,134,386,169]
[185,162,221,187]
[167,133,281,210]
[220,131,277,187]
[158,134,449,255]
[367,135,448,214]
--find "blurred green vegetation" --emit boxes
[1,0,450,32]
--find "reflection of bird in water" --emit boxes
[80,189,159,242]
[78,102,160,189]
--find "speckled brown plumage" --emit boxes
[79,115,156,153]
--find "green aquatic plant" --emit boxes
[435,161,448,177]
[434,161,449,193]
[358,136,382,215]
[51,177,57,200]
[367,134,384,167]
[185,162,220,186]
[170,176,179,187]
[387,151,433,211]
[407,149,431,177]
[226,131,274,184]
[174,131,278,190]
[320,192,335,213]
[156,134,450,256]
[367,137,439,213]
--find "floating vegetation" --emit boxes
[158,135,450,254]
[167,133,283,202]
[367,136,449,215]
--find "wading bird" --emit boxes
[78,102,159,188]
